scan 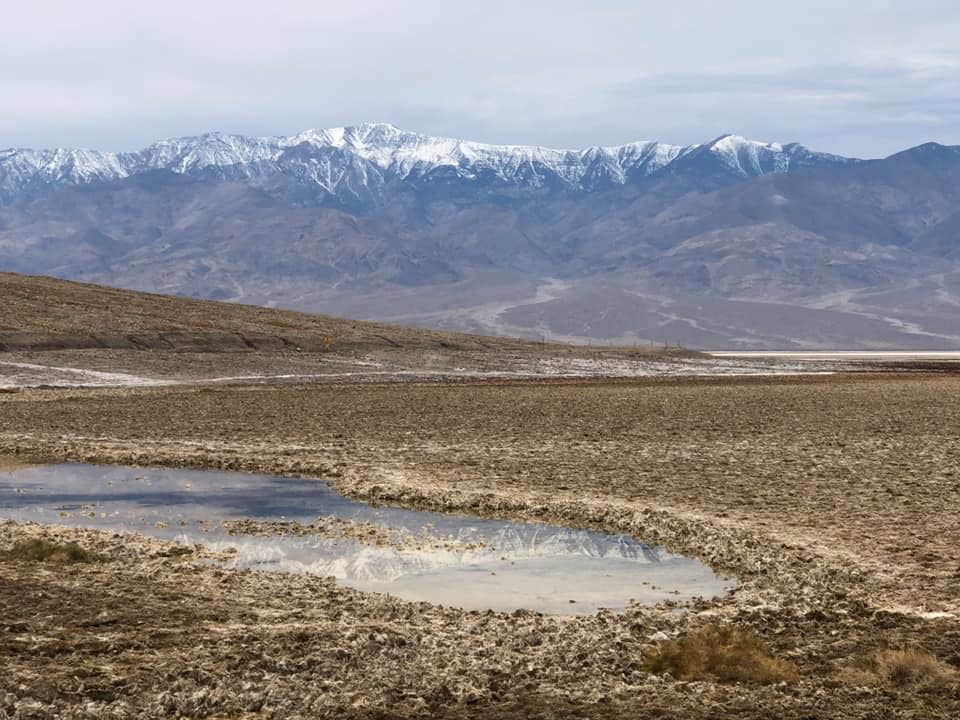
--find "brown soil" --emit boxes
[0,272,692,360]
[0,453,35,471]
[2,372,959,718]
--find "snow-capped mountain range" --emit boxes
[1,124,957,349]
[0,123,856,205]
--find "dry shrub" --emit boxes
[5,538,97,563]
[641,623,799,684]
[840,649,958,690]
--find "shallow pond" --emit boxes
[0,463,733,614]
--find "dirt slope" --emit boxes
[2,271,684,356]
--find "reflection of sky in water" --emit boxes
[0,463,733,614]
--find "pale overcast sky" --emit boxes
[3,1,959,157]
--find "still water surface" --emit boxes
[0,463,733,614]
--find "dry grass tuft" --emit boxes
[840,649,958,690]
[641,623,799,685]
[5,538,98,564]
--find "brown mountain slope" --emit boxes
[1,272,694,361]
[0,271,538,353]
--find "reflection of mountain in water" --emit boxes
[483,526,661,562]
[1,463,731,613]
[215,526,664,583]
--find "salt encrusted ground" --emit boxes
[0,352,847,390]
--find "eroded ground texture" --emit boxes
[2,372,959,718]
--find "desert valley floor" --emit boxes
[1,274,958,719]
[2,370,959,718]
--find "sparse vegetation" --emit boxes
[5,538,97,563]
[840,649,958,690]
[641,624,799,685]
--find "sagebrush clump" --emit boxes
[641,623,799,685]
[5,538,97,563]
[840,648,958,690]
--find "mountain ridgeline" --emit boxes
[1,124,958,348]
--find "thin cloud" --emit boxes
[1,2,959,157]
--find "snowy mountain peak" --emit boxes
[708,133,781,151]
[0,125,858,203]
